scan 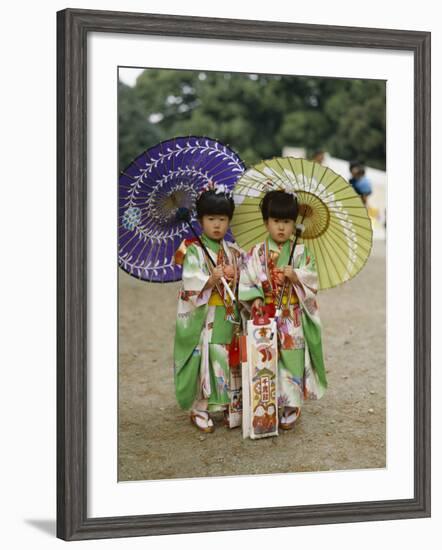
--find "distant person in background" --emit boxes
[311,149,325,165]
[349,161,372,206]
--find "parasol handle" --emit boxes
[271,223,305,339]
[222,277,237,304]
[184,220,237,305]
[276,223,305,312]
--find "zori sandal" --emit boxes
[190,409,215,433]
[279,407,301,431]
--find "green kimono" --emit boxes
[173,235,240,411]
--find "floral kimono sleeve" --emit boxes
[174,244,211,377]
[181,244,212,307]
[238,245,265,304]
[292,246,320,319]
[292,245,327,388]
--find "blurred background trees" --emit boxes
[119,69,385,172]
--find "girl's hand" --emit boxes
[273,268,285,286]
[208,265,224,286]
[282,266,299,284]
[223,265,235,280]
[251,298,264,316]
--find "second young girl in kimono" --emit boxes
[239,190,327,430]
[173,187,242,433]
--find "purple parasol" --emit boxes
[119,136,245,282]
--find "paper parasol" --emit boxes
[118,136,245,282]
[230,157,373,290]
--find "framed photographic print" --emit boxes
[57,7,431,541]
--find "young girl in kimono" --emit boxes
[173,188,242,433]
[239,190,327,430]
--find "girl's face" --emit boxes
[265,217,295,244]
[200,214,230,241]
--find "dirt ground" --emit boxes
[118,241,386,481]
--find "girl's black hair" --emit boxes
[196,189,235,220]
[260,190,298,221]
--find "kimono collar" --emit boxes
[267,235,292,254]
[201,233,221,254]
[266,235,294,267]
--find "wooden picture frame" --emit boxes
[57,8,431,541]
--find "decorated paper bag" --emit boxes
[242,317,278,439]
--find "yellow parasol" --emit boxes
[231,157,373,290]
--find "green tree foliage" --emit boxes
[118,81,161,171]
[119,69,386,171]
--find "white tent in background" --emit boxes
[282,147,386,241]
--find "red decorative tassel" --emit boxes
[228,337,240,367]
